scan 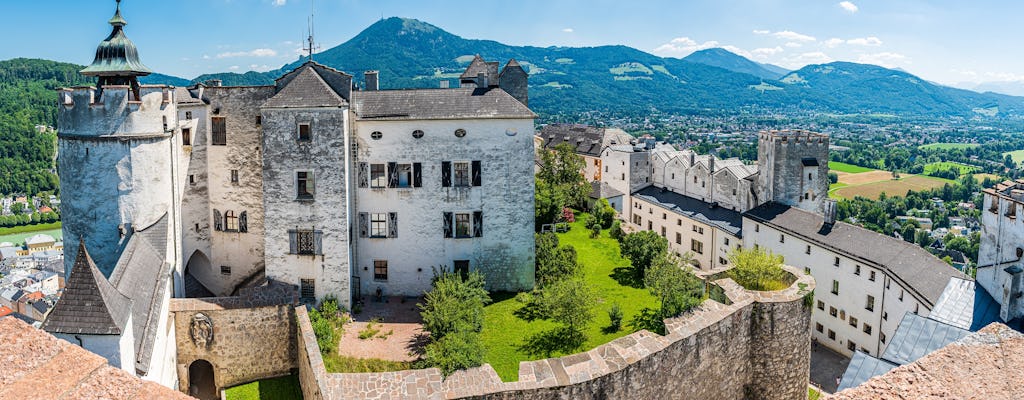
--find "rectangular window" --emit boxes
[454,260,470,278]
[453,162,470,187]
[211,117,226,145]
[806,245,811,255]
[832,280,839,295]
[816,323,823,333]
[883,311,888,320]
[817,300,825,310]
[691,239,704,254]
[869,271,876,281]
[185,111,193,120]
[880,332,886,343]
[675,233,682,245]
[298,123,311,141]
[230,169,239,184]
[779,234,785,243]
[455,213,471,238]
[370,164,386,188]
[830,306,837,317]
[899,290,904,301]
[374,260,388,281]
[296,171,314,199]
[660,227,666,237]
[182,128,192,146]
[724,238,730,246]
[828,329,835,340]
[849,316,858,327]
[866,295,875,311]
[370,213,387,238]
[805,267,811,275]
[255,115,262,125]
[300,279,315,300]
[755,224,760,232]
[662,213,667,220]
[189,175,195,185]
[225,211,238,231]
[855,265,861,275]
[396,164,413,188]
[220,265,231,275]
[834,256,840,267]
[848,341,856,352]
[289,229,322,255]
[863,324,872,335]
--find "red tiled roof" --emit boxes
[0,305,12,317]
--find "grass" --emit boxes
[828,161,876,173]
[923,161,978,175]
[0,223,62,246]
[480,218,659,382]
[919,143,980,151]
[808,386,822,400]
[1004,149,1024,165]
[832,175,952,200]
[323,355,413,373]
[609,62,653,75]
[223,375,302,400]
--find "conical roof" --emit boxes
[81,0,151,77]
[41,242,132,335]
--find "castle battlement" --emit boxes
[759,129,829,145]
[58,85,176,138]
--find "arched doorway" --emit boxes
[184,250,215,298]
[188,359,217,400]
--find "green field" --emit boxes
[480,217,659,382]
[0,223,62,246]
[923,161,979,175]
[1004,149,1024,165]
[919,143,980,151]
[224,375,302,400]
[828,161,877,173]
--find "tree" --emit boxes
[419,270,490,375]
[828,172,839,184]
[590,198,616,229]
[534,233,581,287]
[535,143,589,228]
[538,277,595,332]
[644,252,703,318]
[619,231,668,277]
[10,202,24,215]
[726,247,790,291]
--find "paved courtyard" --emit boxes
[810,342,850,393]
[337,296,426,362]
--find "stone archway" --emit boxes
[184,250,215,298]
[188,359,217,400]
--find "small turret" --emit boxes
[499,59,529,106]
[81,0,151,98]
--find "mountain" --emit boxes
[682,48,788,80]
[962,81,1024,97]
[70,17,1024,118]
[141,73,191,87]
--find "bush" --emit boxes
[535,233,581,288]
[589,220,601,239]
[422,330,485,376]
[828,172,839,184]
[607,303,623,332]
[320,295,340,320]
[538,277,595,332]
[609,220,623,241]
[591,199,616,228]
[726,247,791,291]
[309,308,337,354]
[619,231,668,277]
[644,252,704,318]
[418,271,491,375]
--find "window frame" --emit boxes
[370,163,387,188]
[224,210,239,232]
[455,212,472,238]
[211,116,227,146]
[296,170,314,200]
[370,213,388,238]
[182,128,192,146]
[453,161,471,187]
[373,260,388,281]
[297,122,312,142]
[300,278,315,300]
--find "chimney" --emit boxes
[476,72,488,88]
[204,79,222,87]
[708,156,715,173]
[689,151,695,166]
[439,80,450,89]
[364,70,379,91]
[824,199,837,225]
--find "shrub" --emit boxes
[539,277,595,332]
[609,220,623,241]
[644,252,704,318]
[422,330,485,376]
[828,172,839,184]
[589,220,601,239]
[535,233,581,287]
[726,247,791,291]
[320,295,340,320]
[562,207,575,223]
[607,303,623,332]
[309,307,337,353]
[358,320,381,340]
[591,199,616,228]
[418,271,490,375]
[619,231,668,277]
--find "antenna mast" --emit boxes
[303,0,320,61]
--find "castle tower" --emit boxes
[499,59,528,106]
[57,0,184,285]
[756,130,829,213]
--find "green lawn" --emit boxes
[1004,149,1024,165]
[323,354,412,373]
[828,161,876,173]
[0,223,62,246]
[923,161,978,175]
[224,375,302,400]
[480,219,659,382]
[919,143,980,151]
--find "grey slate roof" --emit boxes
[41,242,132,335]
[108,213,172,375]
[539,124,606,157]
[929,278,1007,331]
[589,181,625,200]
[743,202,966,306]
[633,186,744,237]
[351,87,535,121]
[263,65,347,109]
[881,312,970,365]
[837,351,898,391]
[460,55,499,83]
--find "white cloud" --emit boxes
[839,1,859,13]
[985,72,1024,82]
[752,30,771,35]
[785,42,802,48]
[722,45,753,59]
[272,0,286,6]
[778,52,834,69]
[202,55,211,60]
[846,36,882,46]
[772,30,816,42]
[229,65,240,70]
[249,64,275,72]
[824,38,844,48]
[562,28,574,33]
[217,48,278,58]
[752,46,785,57]
[857,52,909,68]
[652,37,720,56]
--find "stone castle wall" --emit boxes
[169,282,299,393]
[295,266,814,399]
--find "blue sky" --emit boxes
[2,0,1021,86]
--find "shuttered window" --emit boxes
[213,209,223,231]
[289,229,322,255]
[471,160,482,186]
[441,161,451,187]
[443,212,453,238]
[211,117,226,145]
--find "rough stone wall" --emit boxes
[977,189,1024,321]
[169,282,298,392]
[294,266,814,399]
[261,107,351,307]
[756,131,829,214]
[195,86,275,296]
[180,101,213,293]
[352,119,536,296]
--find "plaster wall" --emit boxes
[54,313,134,373]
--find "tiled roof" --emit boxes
[589,181,625,200]
[0,318,191,399]
[743,202,966,306]
[41,242,132,335]
[538,124,606,157]
[263,65,347,108]
[460,54,499,83]
[108,213,173,375]
[351,87,535,121]
[633,186,744,237]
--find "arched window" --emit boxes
[225,211,238,232]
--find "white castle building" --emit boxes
[43,2,535,387]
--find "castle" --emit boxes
[42,1,535,388]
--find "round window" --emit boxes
[454,128,467,138]
[371,131,383,140]
[412,130,424,139]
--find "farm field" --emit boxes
[973,173,1001,182]
[1004,149,1024,165]
[919,143,980,151]
[923,161,978,175]
[832,175,952,200]
[828,161,876,174]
